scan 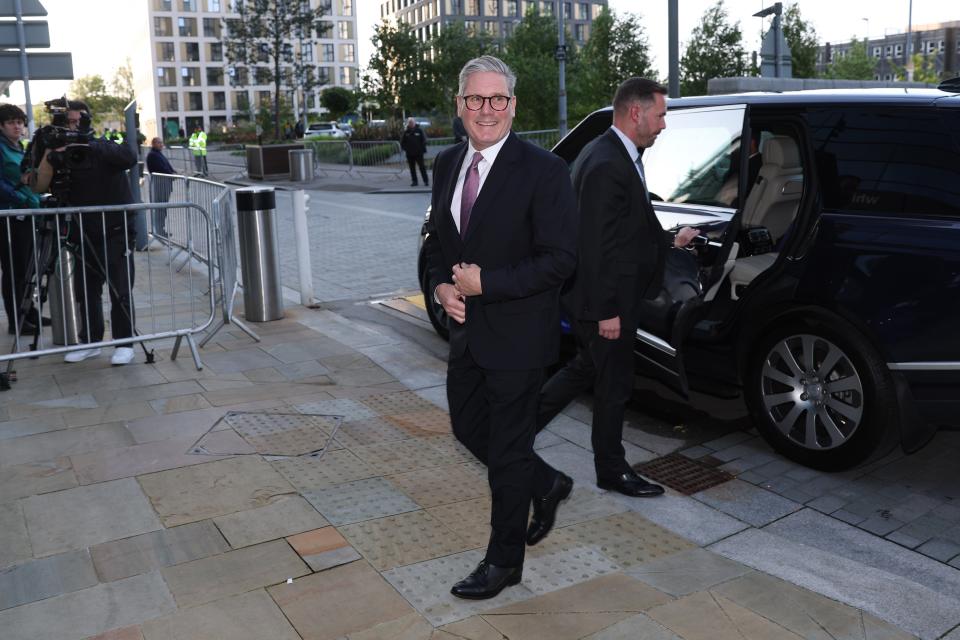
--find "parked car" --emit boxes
[306,122,347,138]
[418,81,960,470]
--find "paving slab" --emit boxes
[303,476,420,525]
[200,347,285,373]
[413,385,449,412]
[916,538,960,563]
[714,571,919,640]
[161,539,309,607]
[0,501,32,568]
[332,416,412,448]
[764,509,960,600]
[22,477,162,557]
[388,462,488,508]
[91,380,206,406]
[359,342,447,390]
[358,390,442,416]
[90,520,230,582]
[552,488,628,529]
[0,422,135,468]
[54,364,168,395]
[693,479,802,527]
[627,547,753,596]
[201,380,335,407]
[545,413,594,451]
[0,456,77,503]
[286,526,362,571]
[269,560,415,640]
[384,408,453,436]
[0,548,97,610]
[710,527,960,639]
[648,589,802,639]
[270,448,377,491]
[213,495,328,548]
[293,397,379,422]
[140,589,300,640]
[148,393,212,415]
[349,437,461,474]
[137,455,295,527]
[436,616,504,640]
[382,549,537,627]
[0,571,175,640]
[340,509,473,571]
[585,613,682,640]
[62,402,158,429]
[0,413,67,441]
[264,336,356,363]
[83,625,144,640]
[426,496,492,549]
[522,545,623,595]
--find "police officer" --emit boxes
[188,125,207,176]
[34,100,139,365]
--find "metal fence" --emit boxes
[0,203,216,386]
[302,140,405,178]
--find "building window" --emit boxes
[203,18,220,38]
[872,46,881,57]
[187,92,203,111]
[179,0,197,10]
[207,0,221,10]
[181,67,201,86]
[338,0,353,15]
[154,17,173,37]
[895,44,903,56]
[447,0,462,14]
[258,90,271,105]
[156,42,175,62]
[228,66,248,86]
[504,0,518,17]
[939,40,945,52]
[157,67,176,86]
[207,67,224,85]
[178,17,197,37]
[337,20,353,39]
[320,44,335,61]
[340,66,356,85]
[315,20,333,38]
[208,91,226,110]
[255,67,271,84]
[540,1,553,17]
[317,66,332,84]
[232,91,250,111]
[159,92,178,111]
[884,45,892,57]
[563,1,571,20]
[576,1,587,19]
[301,44,314,62]
[574,22,586,42]
[483,21,499,36]
[485,0,499,16]
[317,0,332,16]
[183,42,201,62]
[153,0,172,10]
[465,0,479,16]
[339,43,355,62]
[209,42,223,61]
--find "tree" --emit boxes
[69,74,126,128]
[891,53,941,84]
[823,37,874,80]
[223,0,320,139]
[112,58,136,103]
[320,86,355,121]
[502,11,569,131]
[680,0,748,96]
[366,20,433,119]
[426,21,494,117]
[572,8,655,120]
[782,3,819,78]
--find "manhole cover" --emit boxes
[634,453,734,495]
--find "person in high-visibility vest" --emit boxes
[188,126,208,176]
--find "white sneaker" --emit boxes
[64,348,102,363]
[110,347,135,366]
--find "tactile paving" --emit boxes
[223,411,340,457]
[359,391,440,416]
[388,463,489,508]
[382,549,536,627]
[293,398,378,422]
[302,477,420,525]
[522,544,622,595]
[427,497,492,550]
[270,448,377,491]
[422,435,476,465]
[333,416,412,449]
[339,509,474,571]
[552,488,630,529]
[384,409,452,436]
[349,438,459,474]
[547,511,695,568]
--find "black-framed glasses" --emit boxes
[460,94,512,111]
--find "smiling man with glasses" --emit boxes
[421,55,579,600]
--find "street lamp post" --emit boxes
[556,1,567,137]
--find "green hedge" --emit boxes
[351,143,398,167]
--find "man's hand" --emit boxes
[436,283,466,324]
[452,263,482,297]
[599,316,621,340]
[673,226,700,248]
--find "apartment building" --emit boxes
[379,0,608,48]
[148,0,359,138]
[818,20,960,81]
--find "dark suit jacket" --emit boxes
[562,128,669,323]
[423,132,578,371]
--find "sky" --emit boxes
[7,0,958,106]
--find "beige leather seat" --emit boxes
[740,135,803,242]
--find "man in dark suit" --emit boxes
[537,78,698,498]
[422,55,578,600]
[145,137,177,239]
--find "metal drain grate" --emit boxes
[634,453,734,495]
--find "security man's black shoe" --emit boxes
[450,560,522,600]
[526,472,573,546]
[598,470,665,497]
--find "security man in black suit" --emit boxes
[422,55,578,600]
[537,78,699,498]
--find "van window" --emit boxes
[808,107,960,217]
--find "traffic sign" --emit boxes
[0,20,49,47]
[0,51,72,80]
[0,0,47,17]
[554,45,567,61]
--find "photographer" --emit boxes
[30,99,139,365]
[0,104,40,335]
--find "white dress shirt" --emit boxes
[450,133,510,234]
[610,125,645,181]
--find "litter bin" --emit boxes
[289,149,313,182]
[235,187,284,322]
[48,246,80,345]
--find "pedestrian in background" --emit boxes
[188,126,207,176]
[452,115,467,143]
[400,117,429,187]
[145,137,177,239]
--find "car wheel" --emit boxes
[419,268,449,340]
[744,317,898,471]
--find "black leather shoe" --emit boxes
[450,560,522,600]
[598,470,665,497]
[410,181,418,187]
[527,472,573,545]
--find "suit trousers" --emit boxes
[447,347,557,567]
[537,317,636,479]
[406,155,428,184]
[73,218,136,343]
[0,217,35,330]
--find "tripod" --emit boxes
[1,212,154,390]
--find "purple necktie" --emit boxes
[459,151,483,239]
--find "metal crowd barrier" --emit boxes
[302,139,405,178]
[0,203,216,386]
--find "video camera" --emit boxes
[21,97,93,175]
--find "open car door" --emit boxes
[632,104,749,397]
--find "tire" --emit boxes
[419,266,449,341]
[744,316,899,471]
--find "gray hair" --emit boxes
[458,55,517,97]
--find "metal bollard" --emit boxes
[235,187,284,322]
[288,149,314,182]
[48,246,80,346]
